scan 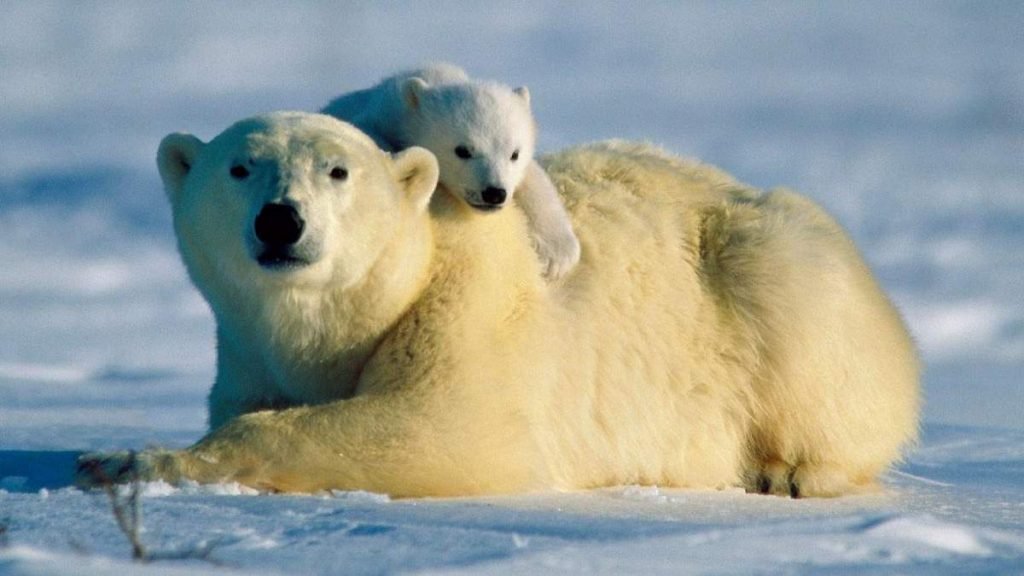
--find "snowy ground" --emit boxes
[1,2,1022,574]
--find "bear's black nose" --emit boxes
[255,203,304,246]
[481,187,507,206]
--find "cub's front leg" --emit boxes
[517,161,581,280]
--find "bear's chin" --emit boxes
[256,251,311,272]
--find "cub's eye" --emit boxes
[329,166,348,181]
[511,149,520,162]
[454,145,473,160]
[229,164,250,180]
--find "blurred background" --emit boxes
[1,1,1022,449]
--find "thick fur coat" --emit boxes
[79,112,919,498]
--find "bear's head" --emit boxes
[400,78,535,212]
[157,112,439,306]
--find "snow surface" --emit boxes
[1,1,1022,574]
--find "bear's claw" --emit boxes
[747,460,803,498]
[75,450,142,488]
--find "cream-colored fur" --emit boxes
[78,113,919,498]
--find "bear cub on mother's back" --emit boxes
[323,63,580,279]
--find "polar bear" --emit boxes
[78,112,919,498]
[322,63,580,279]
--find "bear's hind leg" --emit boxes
[789,462,878,498]
[745,458,879,498]
[744,458,794,497]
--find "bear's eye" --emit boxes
[329,166,348,181]
[511,149,520,162]
[229,164,250,180]
[454,145,473,160]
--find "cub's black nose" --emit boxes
[481,187,507,206]
[255,203,304,246]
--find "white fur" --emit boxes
[79,114,920,499]
[157,113,438,428]
[322,64,580,279]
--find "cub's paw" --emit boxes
[533,227,581,281]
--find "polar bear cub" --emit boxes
[322,63,580,279]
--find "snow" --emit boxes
[1,1,1022,574]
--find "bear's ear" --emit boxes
[401,77,430,111]
[513,86,530,107]
[157,132,205,203]
[392,147,439,213]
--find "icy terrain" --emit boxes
[1,2,1022,574]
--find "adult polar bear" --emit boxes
[79,112,919,498]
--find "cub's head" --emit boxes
[401,78,536,212]
[157,112,438,302]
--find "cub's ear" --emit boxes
[392,147,439,213]
[157,133,205,203]
[513,86,530,107]
[401,77,430,111]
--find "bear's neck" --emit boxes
[352,194,547,395]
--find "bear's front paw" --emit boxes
[75,449,182,489]
[76,450,150,488]
[533,227,581,281]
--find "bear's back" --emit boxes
[531,141,917,493]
